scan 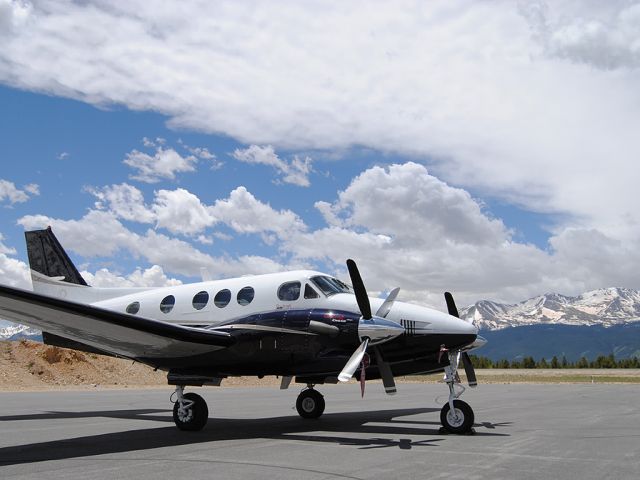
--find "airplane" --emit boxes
[0,227,486,433]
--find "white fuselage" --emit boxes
[31,269,477,338]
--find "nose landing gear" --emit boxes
[440,351,475,434]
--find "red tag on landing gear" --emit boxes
[438,344,448,363]
[360,353,370,398]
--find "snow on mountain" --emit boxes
[0,322,41,341]
[460,287,640,331]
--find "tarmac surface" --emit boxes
[0,383,638,479]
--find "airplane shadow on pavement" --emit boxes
[0,407,511,465]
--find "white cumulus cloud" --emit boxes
[81,265,182,288]
[152,188,216,235]
[86,182,304,241]
[124,146,197,184]
[209,186,306,238]
[232,145,313,187]
[14,161,640,306]
[86,183,155,223]
[0,179,39,205]
[284,162,640,306]
[0,233,16,255]
[0,232,30,288]
[17,209,292,279]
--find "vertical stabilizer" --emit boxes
[25,227,88,286]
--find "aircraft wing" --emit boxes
[0,284,235,365]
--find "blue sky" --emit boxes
[0,85,399,265]
[1,1,639,307]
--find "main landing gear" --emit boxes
[172,385,209,431]
[440,351,475,434]
[169,384,328,430]
[296,386,325,419]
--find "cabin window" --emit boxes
[214,289,231,308]
[126,301,140,314]
[160,295,175,314]
[278,281,301,301]
[304,284,320,299]
[192,291,209,310]
[237,286,255,306]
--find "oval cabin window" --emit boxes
[237,286,255,306]
[160,295,175,314]
[192,291,209,310]
[214,289,231,308]
[126,301,140,314]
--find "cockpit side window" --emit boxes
[310,276,351,297]
[278,281,301,301]
[304,283,319,299]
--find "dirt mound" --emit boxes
[0,340,281,391]
[0,340,166,390]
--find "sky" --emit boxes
[1,0,639,308]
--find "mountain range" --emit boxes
[458,287,640,360]
[460,287,640,331]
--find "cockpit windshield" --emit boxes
[310,276,352,297]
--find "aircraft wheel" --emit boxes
[440,399,474,434]
[296,389,325,419]
[173,392,209,431]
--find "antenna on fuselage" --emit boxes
[200,267,212,282]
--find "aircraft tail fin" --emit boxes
[25,227,88,287]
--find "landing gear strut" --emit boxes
[172,385,209,431]
[296,386,325,419]
[440,351,475,434]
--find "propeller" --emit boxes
[444,291,478,388]
[460,350,477,387]
[338,337,369,382]
[375,287,400,318]
[374,346,397,395]
[346,259,372,320]
[444,291,459,318]
[338,260,404,394]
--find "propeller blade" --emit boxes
[444,291,459,318]
[347,259,372,320]
[461,351,478,387]
[375,287,400,318]
[338,337,370,382]
[374,346,397,395]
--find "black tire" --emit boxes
[296,389,325,419]
[173,392,209,431]
[440,399,474,434]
